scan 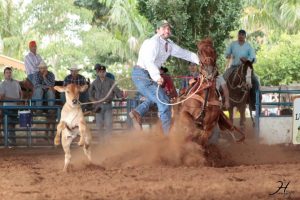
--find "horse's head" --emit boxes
[197,38,218,79]
[239,59,254,89]
[19,78,34,100]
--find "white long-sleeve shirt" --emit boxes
[24,52,43,75]
[136,34,199,81]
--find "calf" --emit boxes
[54,84,92,171]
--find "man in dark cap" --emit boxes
[94,63,115,80]
[130,19,200,135]
[89,64,125,137]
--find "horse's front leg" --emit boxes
[238,105,246,130]
[177,110,198,141]
[228,106,234,123]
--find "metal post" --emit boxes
[255,89,260,138]
[4,114,8,147]
[126,99,132,128]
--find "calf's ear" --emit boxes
[54,86,66,93]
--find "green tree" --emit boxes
[255,33,300,86]
[75,0,152,64]
[24,0,93,80]
[242,0,300,34]
[0,0,28,59]
[137,0,242,75]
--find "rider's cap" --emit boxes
[156,20,171,29]
[238,29,246,35]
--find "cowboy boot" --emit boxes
[129,110,142,131]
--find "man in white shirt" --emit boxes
[129,20,199,135]
[24,41,43,83]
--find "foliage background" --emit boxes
[0,0,299,87]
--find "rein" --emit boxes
[227,64,249,104]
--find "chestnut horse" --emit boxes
[224,60,255,129]
[19,78,34,100]
[173,38,245,147]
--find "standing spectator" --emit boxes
[180,62,199,95]
[32,61,55,107]
[89,65,124,136]
[63,65,89,110]
[159,67,178,100]
[24,41,43,83]
[0,67,22,145]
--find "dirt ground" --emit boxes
[1,123,300,200]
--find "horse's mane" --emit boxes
[197,38,217,67]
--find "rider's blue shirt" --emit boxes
[225,41,256,66]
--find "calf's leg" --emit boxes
[61,131,73,172]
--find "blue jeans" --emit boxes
[132,67,171,135]
[32,87,55,106]
[27,74,34,83]
[95,103,113,134]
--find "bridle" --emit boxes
[227,63,251,104]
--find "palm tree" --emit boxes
[79,0,151,62]
[242,0,300,34]
[0,0,27,59]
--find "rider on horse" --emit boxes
[224,29,259,111]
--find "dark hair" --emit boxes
[188,62,197,66]
[238,29,246,36]
[160,67,168,73]
[4,67,12,74]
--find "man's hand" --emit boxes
[189,78,196,86]
[157,77,164,86]
[240,57,248,63]
[42,71,48,78]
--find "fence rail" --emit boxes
[0,98,158,147]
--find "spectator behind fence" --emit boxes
[32,61,55,108]
[180,62,199,95]
[24,41,43,83]
[89,65,124,137]
[0,67,23,145]
[63,65,89,110]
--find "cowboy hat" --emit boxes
[68,65,81,71]
[38,61,47,68]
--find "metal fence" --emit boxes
[255,89,300,135]
[0,98,158,147]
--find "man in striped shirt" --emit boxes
[32,61,55,107]
[24,41,43,83]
